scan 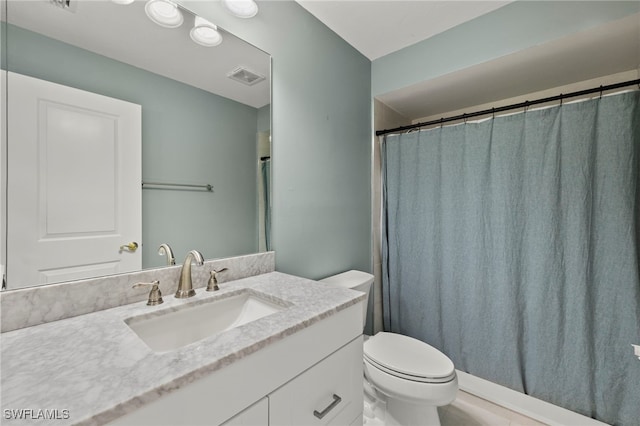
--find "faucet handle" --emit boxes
[133,280,164,306]
[206,268,228,292]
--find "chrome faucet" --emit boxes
[175,250,204,298]
[158,243,175,266]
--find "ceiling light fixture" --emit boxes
[145,0,183,28]
[222,0,258,19]
[190,16,223,47]
[110,0,135,5]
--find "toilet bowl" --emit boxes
[320,270,457,426]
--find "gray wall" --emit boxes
[257,104,271,134]
[184,1,373,280]
[372,1,640,97]
[5,24,259,268]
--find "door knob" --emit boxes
[120,242,139,252]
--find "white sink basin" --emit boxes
[125,290,287,352]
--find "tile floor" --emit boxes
[364,390,547,426]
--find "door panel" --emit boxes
[40,101,118,236]
[7,72,142,288]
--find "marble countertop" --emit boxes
[0,272,365,426]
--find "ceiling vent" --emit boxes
[50,0,77,12]
[227,67,265,86]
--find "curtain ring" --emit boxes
[560,94,563,106]
[463,113,467,124]
[492,108,495,120]
[524,101,529,113]
[440,118,444,129]
[599,85,603,99]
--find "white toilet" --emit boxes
[320,270,458,426]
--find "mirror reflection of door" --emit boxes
[2,0,270,289]
[7,72,142,288]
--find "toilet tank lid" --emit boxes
[318,270,374,289]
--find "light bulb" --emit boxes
[144,0,183,28]
[190,16,223,47]
[222,0,258,19]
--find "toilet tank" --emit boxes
[319,270,373,328]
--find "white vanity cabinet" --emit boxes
[269,337,363,425]
[223,337,363,426]
[109,301,364,426]
[221,398,268,425]
[1,271,367,426]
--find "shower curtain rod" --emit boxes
[375,78,640,136]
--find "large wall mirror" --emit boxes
[1,0,271,290]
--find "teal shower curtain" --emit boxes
[381,91,640,425]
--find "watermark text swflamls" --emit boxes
[3,409,70,421]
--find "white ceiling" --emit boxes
[10,1,637,118]
[378,13,640,120]
[296,0,512,60]
[296,0,639,123]
[5,0,270,108]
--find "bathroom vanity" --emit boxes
[0,271,366,425]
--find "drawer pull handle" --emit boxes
[313,394,342,419]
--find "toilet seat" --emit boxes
[364,332,455,383]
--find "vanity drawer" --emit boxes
[269,336,363,426]
[221,397,268,425]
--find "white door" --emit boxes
[7,72,142,288]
